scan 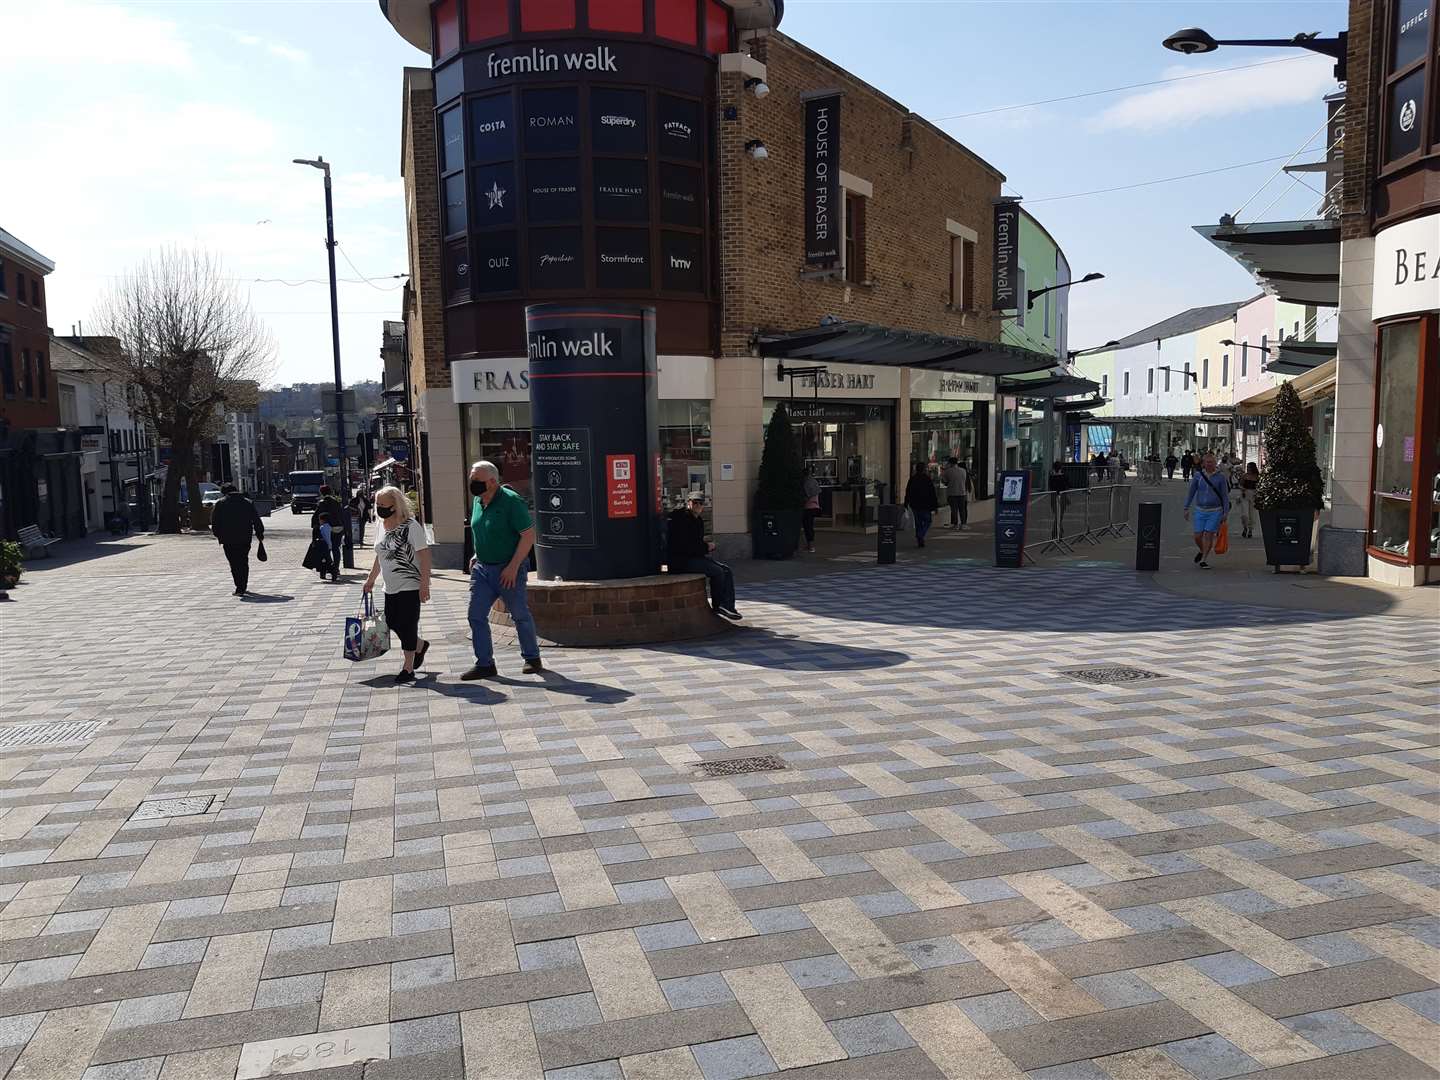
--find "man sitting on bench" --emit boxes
[667,492,741,621]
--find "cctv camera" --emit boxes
[745,139,768,160]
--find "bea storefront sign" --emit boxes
[1373,212,1440,320]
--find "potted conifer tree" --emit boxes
[1255,381,1325,571]
[753,403,803,559]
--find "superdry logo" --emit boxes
[600,115,636,127]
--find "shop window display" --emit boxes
[1371,322,1420,557]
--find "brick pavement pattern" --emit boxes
[1,531,1438,1079]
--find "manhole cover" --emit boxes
[695,755,788,777]
[1059,666,1163,685]
[0,720,107,748]
[130,796,215,821]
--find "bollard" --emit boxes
[877,504,898,565]
[1136,501,1162,571]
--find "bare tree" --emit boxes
[92,248,275,532]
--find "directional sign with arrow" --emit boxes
[994,470,1031,568]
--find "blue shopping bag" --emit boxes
[344,593,390,662]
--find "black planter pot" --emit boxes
[1259,508,1315,568]
[752,509,801,559]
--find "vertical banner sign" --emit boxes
[804,94,842,268]
[533,428,596,547]
[994,469,1030,568]
[992,201,1020,311]
[606,454,637,518]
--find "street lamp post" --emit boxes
[1028,272,1104,311]
[1162,28,1347,80]
[293,155,353,568]
[1157,365,1199,386]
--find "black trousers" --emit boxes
[803,508,820,543]
[222,542,250,592]
[672,555,736,611]
[385,590,422,652]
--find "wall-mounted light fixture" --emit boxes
[744,77,770,98]
[745,139,768,160]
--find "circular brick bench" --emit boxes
[489,572,730,647]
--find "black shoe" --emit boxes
[1194,551,1203,563]
[1200,561,1211,569]
[522,658,544,675]
[233,588,244,597]
[413,639,430,670]
[332,573,340,582]
[461,663,498,681]
[718,607,743,621]
[395,670,416,685]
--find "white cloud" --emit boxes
[0,0,193,70]
[1089,56,1336,133]
[227,28,310,65]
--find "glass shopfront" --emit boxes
[910,400,982,473]
[1369,318,1439,573]
[767,400,894,529]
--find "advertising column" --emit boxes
[526,303,661,580]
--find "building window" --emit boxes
[1370,319,1425,557]
[1101,373,1108,397]
[1147,368,1154,393]
[654,0,697,44]
[1183,361,1191,388]
[1164,367,1171,392]
[0,259,6,296]
[35,352,46,400]
[1043,288,1052,337]
[1202,357,1210,389]
[1382,0,1432,166]
[59,382,78,426]
[0,337,12,397]
[948,235,975,310]
[1241,342,1249,378]
[1015,267,1026,327]
[589,0,642,31]
[433,0,460,57]
[843,191,866,285]
[20,349,32,398]
[30,278,39,309]
[1222,353,1229,386]
[14,271,24,305]
[1260,333,1268,370]
[465,0,509,41]
[1123,371,1130,396]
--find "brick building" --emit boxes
[0,227,87,541]
[381,0,1062,563]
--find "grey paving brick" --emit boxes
[826,1012,914,1057]
[90,1003,320,1065]
[0,964,198,1019]
[690,1034,776,1080]
[803,962,1005,1021]
[647,929,834,980]
[1248,894,1425,939]
[871,897,1043,943]
[1233,958,1439,1018]
[391,1013,462,1056]
[988,1001,1211,1071]
[538,1003,755,1071]
[261,928,453,980]
[390,965,592,1021]
[148,902,335,943]
[1239,1045,1438,1078]
[748,1046,946,1080]
[511,900,687,944]
[529,992,604,1033]
[1044,926,1229,978]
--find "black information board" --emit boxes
[994,469,1030,568]
[1136,501,1162,572]
[532,426,595,548]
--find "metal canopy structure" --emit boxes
[756,322,1059,376]
[1192,219,1340,307]
[1267,340,1336,376]
[1237,358,1338,416]
[1053,396,1108,412]
[998,375,1100,399]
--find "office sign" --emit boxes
[533,426,595,547]
[993,201,1020,311]
[993,469,1030,567]
[803,93,842,268]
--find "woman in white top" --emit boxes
[361,486,432,684]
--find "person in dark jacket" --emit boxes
[311,486,348,582]
[210,483,264,596]
[1165,451,1179,480]
[667,492,740,619]
[903,462,940,547]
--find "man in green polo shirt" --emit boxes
[462,460,542,679]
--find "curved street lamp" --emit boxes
[1162,27,1347,80]
[1028,272,1104,311]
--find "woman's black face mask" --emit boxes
[377,505,396,519]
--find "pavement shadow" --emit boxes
[500,670,634,704]
[652,626,908,671]
[240,593,294,603]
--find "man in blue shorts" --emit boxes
[1184,450,1229,569]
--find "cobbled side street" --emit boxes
[1,527,1438,1080]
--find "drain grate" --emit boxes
[1059,666,1163,685]
[695,755,788,777]
[0,720,107,748]
[130,795,216,821]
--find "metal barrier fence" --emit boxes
[1023,484,1134,563]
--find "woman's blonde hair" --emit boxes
[373,485,414,524]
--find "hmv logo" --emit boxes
[669,254,692,270]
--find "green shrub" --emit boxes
[1255,381,1325,511]
[755,403,804,513]
[0,540,23,580]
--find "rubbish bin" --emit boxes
[877,504,898,565]
[1136,501,1162,571]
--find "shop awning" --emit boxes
[997,375,1100,399]
[1267,340,1336,376]
[370,457,398,474]
[1237,359,1338,416]
[757,321,1058,375]
[1192,218,1340,307]
[1053,396,1107,412]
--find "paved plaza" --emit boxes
[1,518,1438,1080]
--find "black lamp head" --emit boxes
[1163,27,1220,55]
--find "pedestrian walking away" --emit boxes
[1184,450,1230,568]
[362,486,432,685]
[209,483,264,596]
[1236,461,1259,538]
[801,467,821,553]
[312,485,349,581]
[668,491,741,619]
[1165,451,1178,480]
[1180,450,1195,481]
[903,461,939,546]
[462,460,543,679]
[943,457,969,529]
[1048,459,1069,538]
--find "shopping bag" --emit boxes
[303,538,327,570]
[256,541,268,563]
[1215,520,1230,555]
[344,593,390,662]
[899,507,914,532]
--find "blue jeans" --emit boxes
[914,510,933,543]
[468,563,540,663]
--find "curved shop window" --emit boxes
[442,0,733,55]
[1369,316,1440,576]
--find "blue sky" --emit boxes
[0,0,1345,386]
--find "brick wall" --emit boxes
[402,68,450,396]
[717,32,1004,356]
[0,253,58,430]
[1341,0,1378,241]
